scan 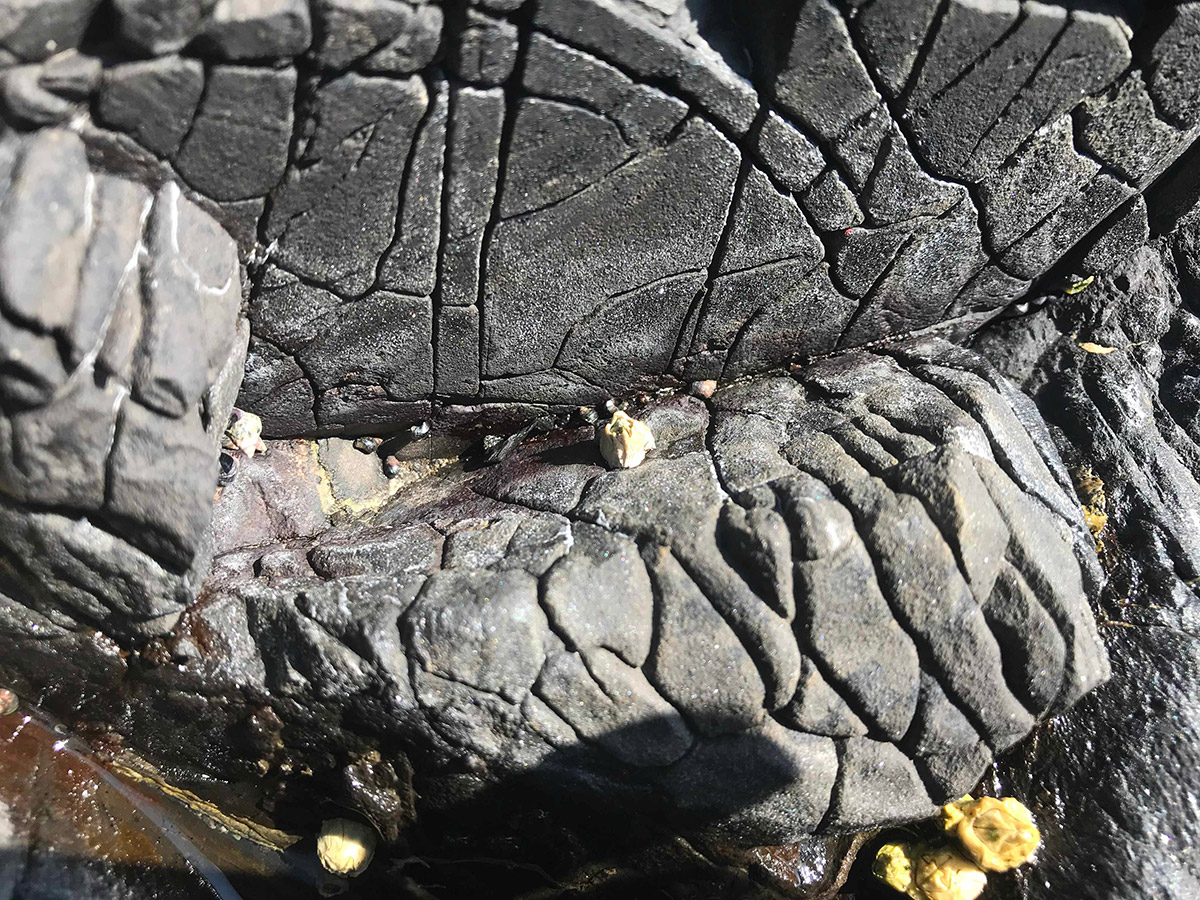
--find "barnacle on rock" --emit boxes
[1072,466,1109,550]
[225,409,267,459]
[912,845,988,900]
[941,795,1041,872]
[874,842,988,900]
[599,410,656,469]
[317,818,376,877]
[873,842,916,896]
[0,687,17,716]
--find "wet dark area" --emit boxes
[0,685,1063,900]
[0,706,329,900]
[0,696,884,899]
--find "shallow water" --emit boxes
[0,703,331,900]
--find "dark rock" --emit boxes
[800,168,862,231]
[542,523,652,666]
[0,0,100,61]
[535,649,693,766]
[133,182,241,418]
[174,65,295,202]
[644,544,767,736]
[451,9,518,86]
[5,4,1200,895]
[1147,2,1200,128]
[114,0,216,53]
[264,72,428,296]
[296,292,433,400]
[0,129,91,333]
[1077,72,1191,188]
[198,0,312,60]
[405,567,547,703]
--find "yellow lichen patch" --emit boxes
[1065,275,1095,295]
[941,795,1041,872]
[1078,341,1117,355]
[312,438,455,519]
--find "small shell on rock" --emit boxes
[317,818,376,877]
[912,845,988,900]
[689,379,717,399]
[0,687,18,717]
[217,451,237,487]
[599,410,655,469]
[578,406,602,426]
[940,795,1040,873]
[383,455,402,478]
[873,842,914,895]
[353,436,382,454]
[225,409,267,458]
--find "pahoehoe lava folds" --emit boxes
[1,1,1199,898]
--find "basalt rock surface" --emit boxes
[0,1,1199,898]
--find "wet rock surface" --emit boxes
[0,1,1199,898]
[2,340,1110,895]
[974,242,1200,900]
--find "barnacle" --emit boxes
[225,409,268,459]
[874,842,988,900]
[599,410,656,469]
[317,818,377,877]
[0,687,17,716]
[1073,466,1109,544]
[941,795,1041,872]
[912,845,989,900]
[873,842,916,896]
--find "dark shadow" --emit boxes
[0,706,881,900]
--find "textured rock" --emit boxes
[0,130,246,637]
[0,0,1185,428]
[976,243,1200,900]
[3,2,1200,896]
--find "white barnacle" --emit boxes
[317,818,376,877]
[599,410,655,469]
[225,409,267,459]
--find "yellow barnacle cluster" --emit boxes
[874,795,1041,899]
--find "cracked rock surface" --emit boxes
[0,1,1199,898]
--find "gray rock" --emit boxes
[174,65,295,202]
[405,567,547,703]
[534,649,693,766]
[198,0,311,59]
[114,0,216,53]
[542,523,653,666]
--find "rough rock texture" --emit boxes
[975,243,1200,900]
[1,1,1199,898]
[2,341,1107,855]
[0,0,1195,435]
[0,127,247,639]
